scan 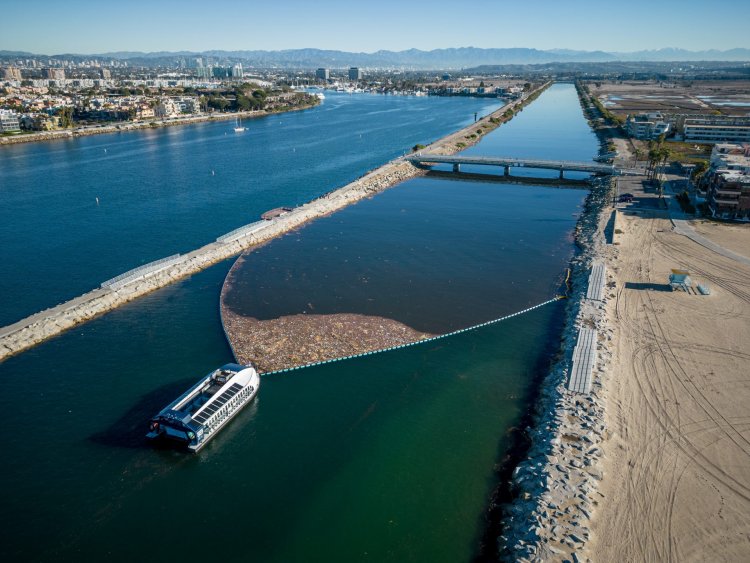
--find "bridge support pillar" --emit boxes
[453,163,460,173]
[559,169,564,179]
[504,165,510,176]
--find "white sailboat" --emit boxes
[234,117,246,132]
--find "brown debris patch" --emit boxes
[222,308,434,373]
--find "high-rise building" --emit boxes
[315,68,330,80]
[45,68,66,80]
[99,68,111,80]
[212,66,229,79]
[3,66,22,81]
[231,63,243,79]
[348,67,363,81]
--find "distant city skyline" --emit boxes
[2,0,749,55]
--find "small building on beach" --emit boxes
[669,269,692,292]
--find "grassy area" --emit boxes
[664,140,712,164]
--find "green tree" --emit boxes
[691,160,709,184]
[58,107,74,128]
[634,147,643,165]
[207,96,230,112]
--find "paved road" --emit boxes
[667,197,750,266]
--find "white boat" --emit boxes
[146,363,260,452]
[233,117,246,132]
[314,92,325,100]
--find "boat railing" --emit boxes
[202,385,255,436]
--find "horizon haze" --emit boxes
[2,0,749,55]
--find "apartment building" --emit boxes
[625,112,671,140]
[0,109,21,132]
[705,143,750,219]
[683,116,750,144]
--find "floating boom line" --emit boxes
[262,295,565,376]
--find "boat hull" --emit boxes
[146,363,260,452]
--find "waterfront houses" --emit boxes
[0,109,21,132]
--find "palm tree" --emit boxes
[633,147,643,167]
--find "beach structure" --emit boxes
[669,269,692,292]
[261,206,293,220]
[586,261,606,301]
[568,327,597,394]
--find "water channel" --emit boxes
[0,84,598,562]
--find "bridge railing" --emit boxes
[406,154,618,174]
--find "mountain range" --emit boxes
[2,47,749,69]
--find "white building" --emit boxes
[683,116,750,144]
[626,112,671,140]
[710,143,750,173]
[0,109,21,132]
[154,98,180,118]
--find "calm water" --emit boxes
[224,177,583,334]
[0,84,599,562]
[0,93,500,326]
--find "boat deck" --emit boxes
[192,383,244,424]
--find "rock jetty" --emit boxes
[0,82,550,362]
[498,178,614,562]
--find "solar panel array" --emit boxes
[586,261,606,301]
[192,383,243,425]
[568,328,598,394]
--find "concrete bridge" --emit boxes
[406,154,636,179]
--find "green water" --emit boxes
[0,83,596,562]
[8,290,561,563]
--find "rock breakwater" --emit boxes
[0,159,421,362]
[0,82,550,362]
[497,178,615,562]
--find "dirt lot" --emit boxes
[589,80,750,116]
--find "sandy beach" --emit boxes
[497,146,750,561]
[589,210,750,562]
[509,83,747,562]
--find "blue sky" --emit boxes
[2,0,749,54]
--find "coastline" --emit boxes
[0,101,318,147]
[499,79,750,563]
[496,85,617,560]
[497,175,614,561]
[0,82,550,362]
